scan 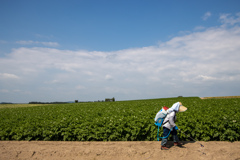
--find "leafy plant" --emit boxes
[0,97,239,141]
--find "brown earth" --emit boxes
[200,96,240,99]
[0,141,240,160]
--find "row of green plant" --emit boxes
[0,97,239,141]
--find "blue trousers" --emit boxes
[161,127,179,146]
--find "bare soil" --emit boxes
[200,96,240,99]
[0,141,239,160]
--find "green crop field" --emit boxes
[0,97,239,141]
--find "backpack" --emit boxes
[154,106,169,127]
[154,106,169,141]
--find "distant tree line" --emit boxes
[0,102,13,104]
[105,97,115,102]
[2,98,116,105]
[74,97,116,103]
[29,101,68,104]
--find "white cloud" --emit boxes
[0,73,19,79]
[1,13,240,102]
[16,40,59,47]
[202,11,211,21]
[220,12,240,26]
[105,74,113,80]
[0,89,9,93]
[194,26,206,31]
[41,42,59,47]
[35,34,54,39]
[76,85,86,90]
[197,75,217,81]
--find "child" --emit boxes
[161,102,187,150]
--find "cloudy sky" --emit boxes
[1,0,240,103]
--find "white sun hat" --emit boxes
[167,102,187,113]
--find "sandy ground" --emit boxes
[0,141,240,160]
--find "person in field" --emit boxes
[161,102,187,150]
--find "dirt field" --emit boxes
[200,96,240,99]
[0,141,239,160]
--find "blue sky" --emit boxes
[0,0,240,103]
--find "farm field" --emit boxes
[0,97,240,160]
[0,97,239,141]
